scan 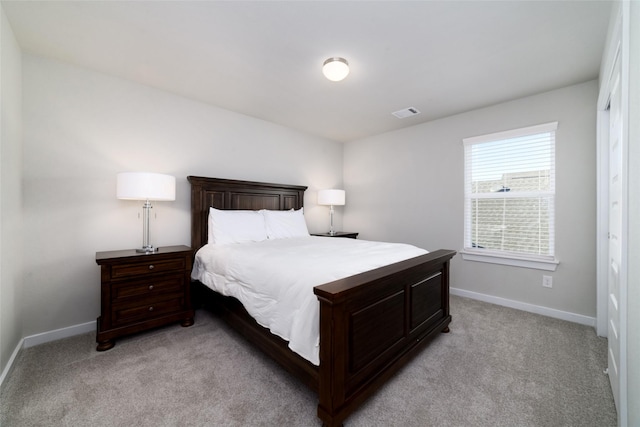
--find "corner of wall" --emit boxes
[0,3,24,381]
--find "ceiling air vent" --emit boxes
[392,107,421,119]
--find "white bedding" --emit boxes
[191,236,428,365]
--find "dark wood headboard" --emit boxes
[187,176,307,251]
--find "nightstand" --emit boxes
[95,245,194,351]
[311,232,359,239]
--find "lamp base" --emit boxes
[136,246,158,253]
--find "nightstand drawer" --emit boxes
[111,274,185,301]
[112,294,184,326]
[111,258,186,279]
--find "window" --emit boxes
[462,122,559,271]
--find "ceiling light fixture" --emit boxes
[322,57,349,82]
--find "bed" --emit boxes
[188,176,456,426]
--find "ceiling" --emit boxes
[2,1,612,142]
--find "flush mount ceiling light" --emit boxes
[322,57,350,82]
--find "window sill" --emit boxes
[460,250,559,271]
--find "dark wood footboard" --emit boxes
[314,249,455,427]
[193,248,454,426]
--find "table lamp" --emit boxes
[117,172,176,253]
[318,189,345,236]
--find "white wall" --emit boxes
[344,81,598,319]
[0,5,23,380]
[20,54,344,337]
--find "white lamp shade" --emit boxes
[322,57,350,82]
[318,189,345,206]
[117,172,176,201]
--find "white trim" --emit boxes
[595,2,630,419]
[23,320,96,348]
[1,320,96,389]
[450,287,596,327]
[0,337,24,390]
[463,121,558,145]
[594,3,631,424]
[617,2,630,423]
[598,9,622,111]
[460,250,559,271]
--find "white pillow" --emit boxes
[208,207,268,245]
[263,208,310,239]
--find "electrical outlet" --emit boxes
[542,275,553,288]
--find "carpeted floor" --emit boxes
[0,296,617,426]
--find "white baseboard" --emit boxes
[450,287,596,327]
[1,320,96,390]
[23,320,96,348]
[0,337,24,390]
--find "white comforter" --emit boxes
[191,236,427,365]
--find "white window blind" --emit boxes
[463,122,558,264]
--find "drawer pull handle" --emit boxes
[148,264,155,270]
[148,285,154,291]
[148,306,154,312]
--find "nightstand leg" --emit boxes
[181,317,194,327]
[96,339,115,351]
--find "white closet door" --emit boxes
[607,51,626,424]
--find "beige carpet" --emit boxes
[1,296,616,426]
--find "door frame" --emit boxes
[597,0,623,340]
[596,4,628,425]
